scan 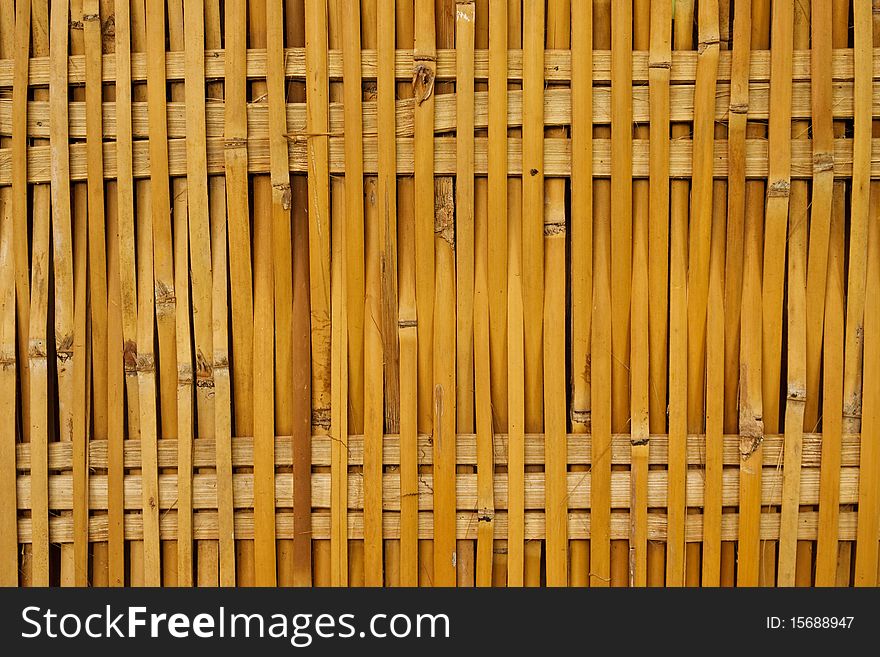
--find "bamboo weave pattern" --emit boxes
[1,0,879,587]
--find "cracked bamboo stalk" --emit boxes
[666,0,693,588]
[737,0,769,588]
[568,0,591,588]
[590,0,611,589]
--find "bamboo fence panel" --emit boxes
[0,0,879,587]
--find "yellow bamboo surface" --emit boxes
[1,0,878,587]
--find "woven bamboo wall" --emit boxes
[0,0,878,587]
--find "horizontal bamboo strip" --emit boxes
[6,80,880,140]
[14,509,869,544]
[4,137,878,183]
[1,48,876,87]
[14,433,863,470]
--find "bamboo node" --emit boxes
[698,38,721,54]
[398,319,417,329]
[729,103,749,115]
[768,180,791,198]
[739,434,763,461]
[0,354,15,369]
[570,409,591,425]
[26,342,46,360]
[544,222,565,237]
[477,509,494,523]
[273,183,292,210]
[70,19,84,30]
[123,340,138,370]
[213,355,230,370]
[813,152,834,173]
[82,13,100,23]
[787,386,807,402]
[224,138,248,150]
[136,354,156,373]
[56,334,74,362]
[631,437,649,447]
[312,408,331,429]
[101,15,116,42]
[648,60,672,70]
[412,63,436,106]
[178,363,194,384]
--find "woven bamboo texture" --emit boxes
[1,0,879,587]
